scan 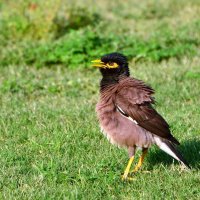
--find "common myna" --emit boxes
[92,52,190,180]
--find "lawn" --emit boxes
[0,0,200,199]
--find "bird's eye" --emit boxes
[108,62,114,66]
[106,62,118,68]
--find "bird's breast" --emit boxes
[96,99,125,147]
[96,99,154,149]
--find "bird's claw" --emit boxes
[121,174,136,181]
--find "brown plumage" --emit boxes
[92,52,190,180]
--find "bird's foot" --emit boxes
[121,156,135,181]
[121,170,129,181]
[121,174,136,181]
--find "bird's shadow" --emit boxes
[147,138,200,169]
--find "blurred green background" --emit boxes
[1,0,200,67]
[0,0,200,199]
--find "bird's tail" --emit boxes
[154,137,190,168]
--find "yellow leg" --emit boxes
[121,156,134,180]
[131,149,148,173]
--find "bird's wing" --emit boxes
[115,78,180,145]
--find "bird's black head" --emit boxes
[101,52,128,67]
[92,52,130,87]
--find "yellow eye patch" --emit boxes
[106,62,118,68]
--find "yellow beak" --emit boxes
[91,59,106,68]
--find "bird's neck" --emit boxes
[99,65,130,90]
[100,74,127,90]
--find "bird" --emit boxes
[91,52,190,180]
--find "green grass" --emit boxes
[0,0,200,199]
[1,24,200,68]
[1,0,200,68]
[0,61,199,199]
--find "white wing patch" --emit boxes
[127,116,138,125]
[116,105,138,125]
[116,105,126,115]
